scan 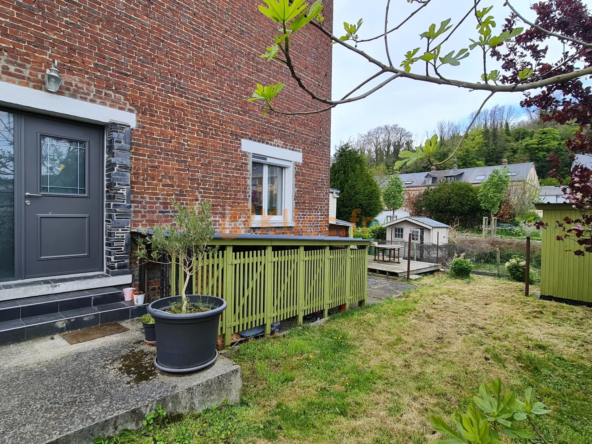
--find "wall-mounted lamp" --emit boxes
[45,60,62,93]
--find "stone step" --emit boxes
[0,288,147,345]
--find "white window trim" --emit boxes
[0,81,136,127]
[243,140,298,228]
[393,227,404,239]
[411,228,421,243]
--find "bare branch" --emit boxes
[313,21,592,93]
[436,91,496,166]
[384,0,394,67]
[437,0,481,47]
[356,0,431,44]
[505,0,592,48]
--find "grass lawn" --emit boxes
[102,275,592,444]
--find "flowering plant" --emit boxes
[505,255,534,284]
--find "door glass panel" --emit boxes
[267,165,283,216]
[0,111,15,279]
[251,162,263,216]
[41,136,86,194]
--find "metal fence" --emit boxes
[369,237,541,278]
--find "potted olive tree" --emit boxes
[136,201,226,373]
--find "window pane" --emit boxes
[41,136,86,194]
[0,111,15,279]
[251,162,264,215]
[267,165,283,216]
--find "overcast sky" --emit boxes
[330,0,585,150]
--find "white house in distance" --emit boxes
[383,217,450,245]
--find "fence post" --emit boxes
[414,243,417,261]
[525,236,531,296]
[297,246,305,325]
[361,246,368,307]
[265,246,273,335]
[223,246,234,347]
[407,234,412,281]
[323,246,330,318]
[496,248,501,277]
[436,232,439,265]
[345,246,352,310]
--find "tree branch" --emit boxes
[437,0,481,47]
[436,91,496,166]
[313,21,592,93]
[384,0,394,67]
[505,0,592,48]
[356,0,431,44]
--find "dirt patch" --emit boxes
[61,323,129,345]
[115,349,158,384]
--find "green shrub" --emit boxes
[141,314,155,325]
[505,255,534,283]
[449,258,474,278]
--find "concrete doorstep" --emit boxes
[0,319,242,444]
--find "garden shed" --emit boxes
[383,217,449,245]
[535,203,592,304]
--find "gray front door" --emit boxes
[24,116,103,278]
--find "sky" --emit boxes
[329,0,586,150]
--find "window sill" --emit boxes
[250,220,295,228]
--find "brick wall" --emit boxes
[0,0,333,235]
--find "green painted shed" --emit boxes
[536,203,592,304]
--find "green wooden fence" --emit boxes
[169,246,368,345]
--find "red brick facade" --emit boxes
[0,0,333,235]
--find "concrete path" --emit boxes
[367,275,415,304]
[0,319,241,444]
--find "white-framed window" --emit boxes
[411,229,421,242]
[242,140,300,227]
[393,227,404,239]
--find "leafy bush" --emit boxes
[505,255,535,283]
[431,378,551,443]
[141,314,155,325]
[449,257,474,278]
[412,181,486,229]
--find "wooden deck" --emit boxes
[367,258,441,277]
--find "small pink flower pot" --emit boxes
[123,287,135,302]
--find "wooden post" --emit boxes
[264,246,273,335]
[323,246,330,318]
[436,232,439,265]
[496,248,501,277]
[223,246,234,347]
[525,236,531,296]
[297,246,305,325]
[345,246,352,310]
[361,246,368,307]
[407,234,412,281]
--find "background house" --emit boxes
[378,160,540,212]
[383,217,449,245]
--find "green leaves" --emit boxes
[394,135,439,170]
[261,44,280,61]
[431,378,552,444]
[519,67,534,80]
[421,19,452,41]
[259,0,309,23]
[481,70,499,82]
[248,83,285,113]
[489,27,523,47]
[439,49,470,66]
[339,18,363,43]
[400,47,420,73]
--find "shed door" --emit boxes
[23,116,103,278]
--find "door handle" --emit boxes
[25,193,42,197]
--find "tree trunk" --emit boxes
[181,267,191,313]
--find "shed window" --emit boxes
[475,175,486,181]
[393,227,404,239]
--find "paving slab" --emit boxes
[0,319,241,444]
[367,275,415,304]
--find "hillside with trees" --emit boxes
[340,106,576,183]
